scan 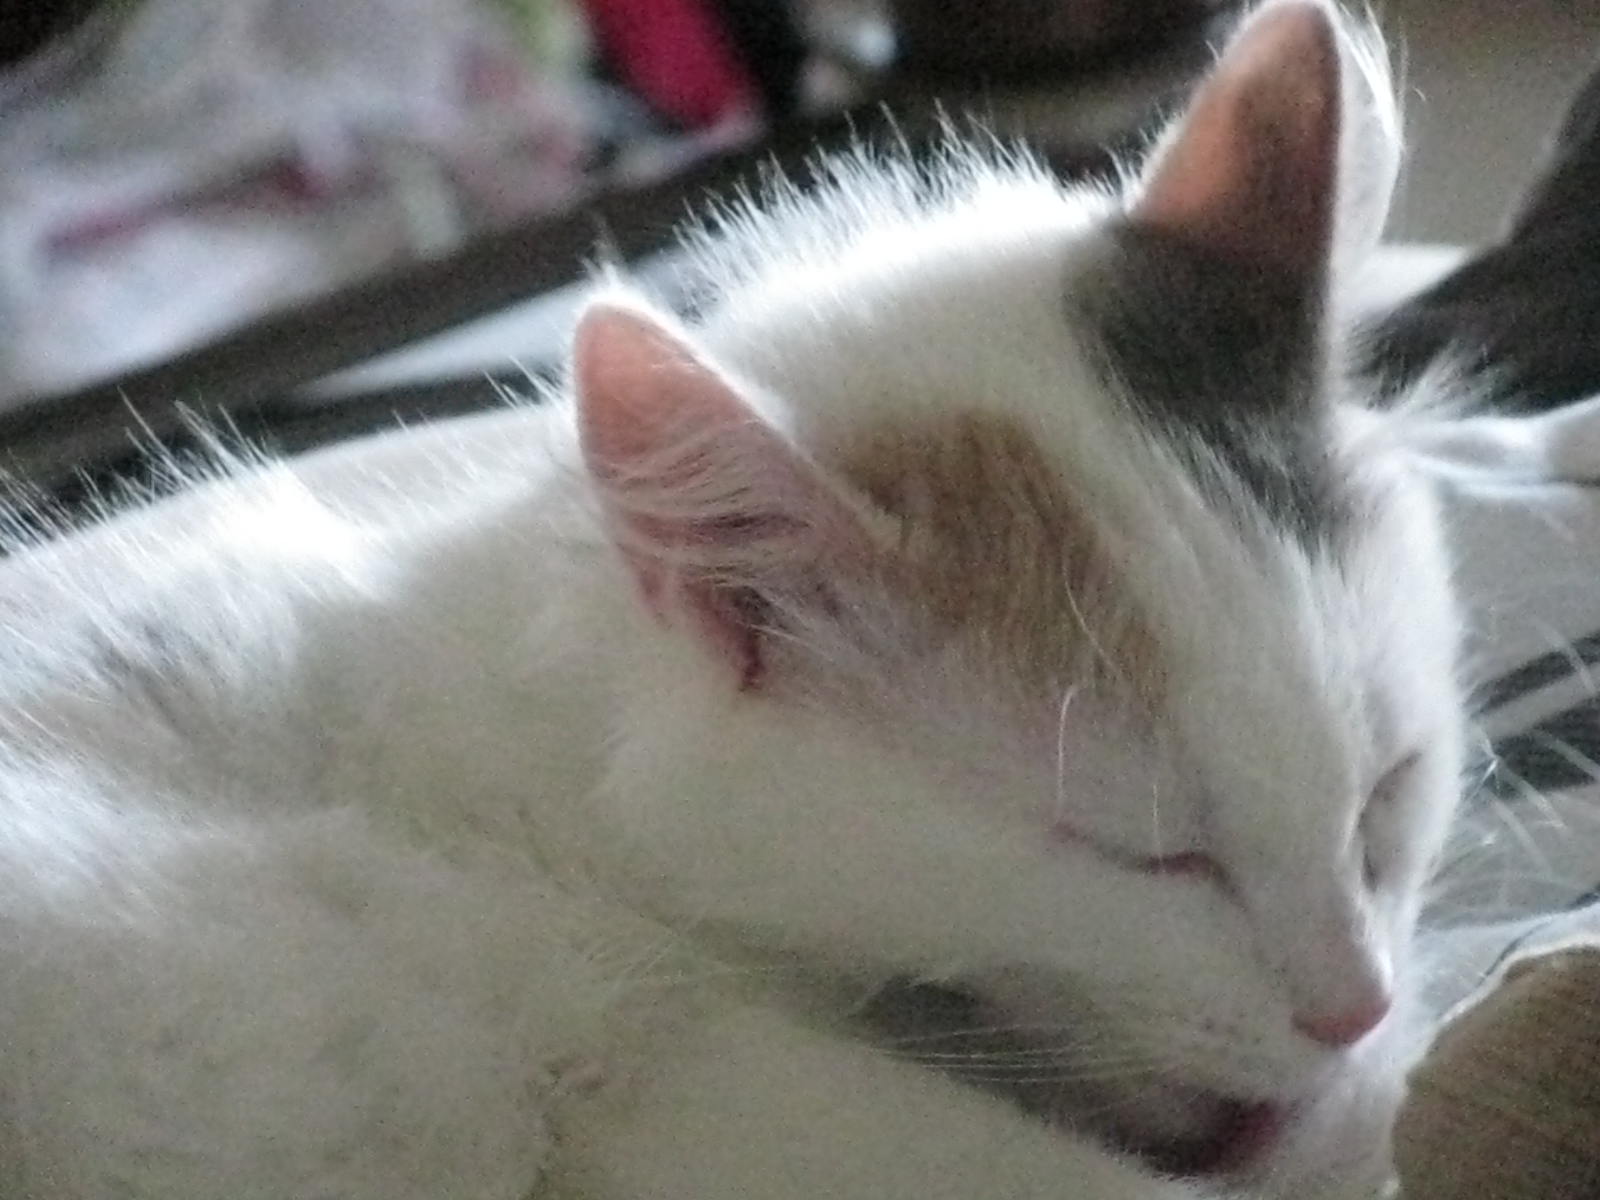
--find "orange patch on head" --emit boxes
[837,413,1164,705]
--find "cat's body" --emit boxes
[0,4,1465,1197]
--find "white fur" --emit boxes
[0,4,1463,1197]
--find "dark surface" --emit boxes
[0,0,98,67]
[887,0,1229,79]
[709,0,808,120]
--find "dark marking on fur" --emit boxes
[91,619,205,736]
[855,978,1247,1176]
[1073,223,1346,547]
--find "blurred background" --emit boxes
[1381,0,1600,243]
[0,0,1596,480]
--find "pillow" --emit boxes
[1397,936,1600,1200]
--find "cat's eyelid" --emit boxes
[1360,751,1420,890]
[1367,750,1421,806]
[1135,849,1229,888]
[1050,822,1229,890]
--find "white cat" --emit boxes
[0,2,1464,1197]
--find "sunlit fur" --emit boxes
[0,3,1463,1198]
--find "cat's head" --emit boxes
[571,1,1461,1192]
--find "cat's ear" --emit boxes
[1131,0,1342,277]
[1330,12,1402,276]
[573,300,867,689]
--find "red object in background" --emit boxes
[580,0,758,129]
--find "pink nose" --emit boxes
[1292,995,1392,1048]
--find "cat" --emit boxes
[0,1,1465,1197]
[1361,47,1600,485]
[1363,42,1600,413]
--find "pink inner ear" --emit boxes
[574,303,750,490]
[572,301,866,687]
[1132,0,1341,274]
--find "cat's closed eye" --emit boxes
[1137,849,1229,887]
[1369,753,1420,809]
[1052,821,1231,890]
[1361,751,1422,886]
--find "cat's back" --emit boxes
[0,408,701,1199]
[0,402,581,789]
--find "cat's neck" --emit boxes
[296,428,642,869]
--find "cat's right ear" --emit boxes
[1130,0,1343,279]
[572,300,869,689]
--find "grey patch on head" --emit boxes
[1071,222,1347,548]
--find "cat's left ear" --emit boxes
[573,300,871,689]
[1130,0,1344,278]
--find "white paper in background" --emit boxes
[0,0,593,405]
